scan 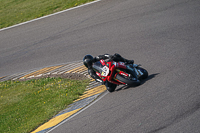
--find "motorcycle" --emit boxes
[92,59,148,92]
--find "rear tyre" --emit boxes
[105,81,117,92]
[116,74,141,86]
[137,67,148,80]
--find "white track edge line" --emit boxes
[0,0,101,32]
[46,91,108,133]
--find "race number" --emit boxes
[101,66,109,76]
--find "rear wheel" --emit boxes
[137,67,148,80]
[115,74,141,86]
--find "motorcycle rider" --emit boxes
[83,53,134,84]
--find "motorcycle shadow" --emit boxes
[115,73,159,92]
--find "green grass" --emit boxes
[0,77,90,133]
[0,0,95,29]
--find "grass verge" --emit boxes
[0,0,95,29]
[0,77,90,133]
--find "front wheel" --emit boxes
[105,81,117,92]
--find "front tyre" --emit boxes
[105,81,117,92]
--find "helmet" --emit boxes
[83,55,94,68]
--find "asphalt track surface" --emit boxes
[1,0,200,132]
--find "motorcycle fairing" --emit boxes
[93,59,133,85]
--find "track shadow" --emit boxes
[140,73,159,84]
[115,73,159,92]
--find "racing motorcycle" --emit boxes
[92,59,148,92]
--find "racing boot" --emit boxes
[124,59,134,64]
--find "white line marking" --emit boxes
[0,0,101,32]
[46,91,108,133]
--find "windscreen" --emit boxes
[92,61,109,76]
[92,61,104,73]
